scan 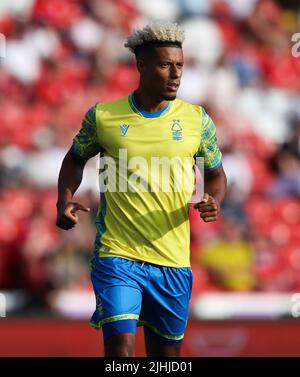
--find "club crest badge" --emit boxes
[171,119,182,141]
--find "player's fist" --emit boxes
[56,201,90,230]
[193,193,220,223]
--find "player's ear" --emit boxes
[136,57,145,74]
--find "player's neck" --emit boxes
[134,88,168,113]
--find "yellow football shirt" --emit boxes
[72,92,222,267]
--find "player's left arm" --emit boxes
[194,108,227,222]
[195,164,227,222]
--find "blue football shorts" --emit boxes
[90,256,193,343]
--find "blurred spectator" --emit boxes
[269,150,300,197]
[195,216,257,292]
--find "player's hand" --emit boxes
[56,202,90,230]
[193,193,220,223]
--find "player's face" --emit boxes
[140,47,184,101]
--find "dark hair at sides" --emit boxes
[134,41,182,56]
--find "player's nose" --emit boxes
[170,66,181,79]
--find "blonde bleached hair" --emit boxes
[124,21,185,54]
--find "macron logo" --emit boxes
[120,124,129,136]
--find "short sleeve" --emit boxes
[71,104,101,160]
[196,108,222,170]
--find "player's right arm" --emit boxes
[56,105,101,230]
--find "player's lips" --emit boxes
[166,82,180,91]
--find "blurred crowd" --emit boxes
[0,0,300,316]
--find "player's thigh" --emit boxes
[104,331,136,357]
[90,257,142,330]
[144,327,182,357]
[140,265,193,353]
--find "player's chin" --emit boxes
[162,92,177,101]
[162,89,178,101]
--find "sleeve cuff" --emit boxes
[204,160,222,171]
